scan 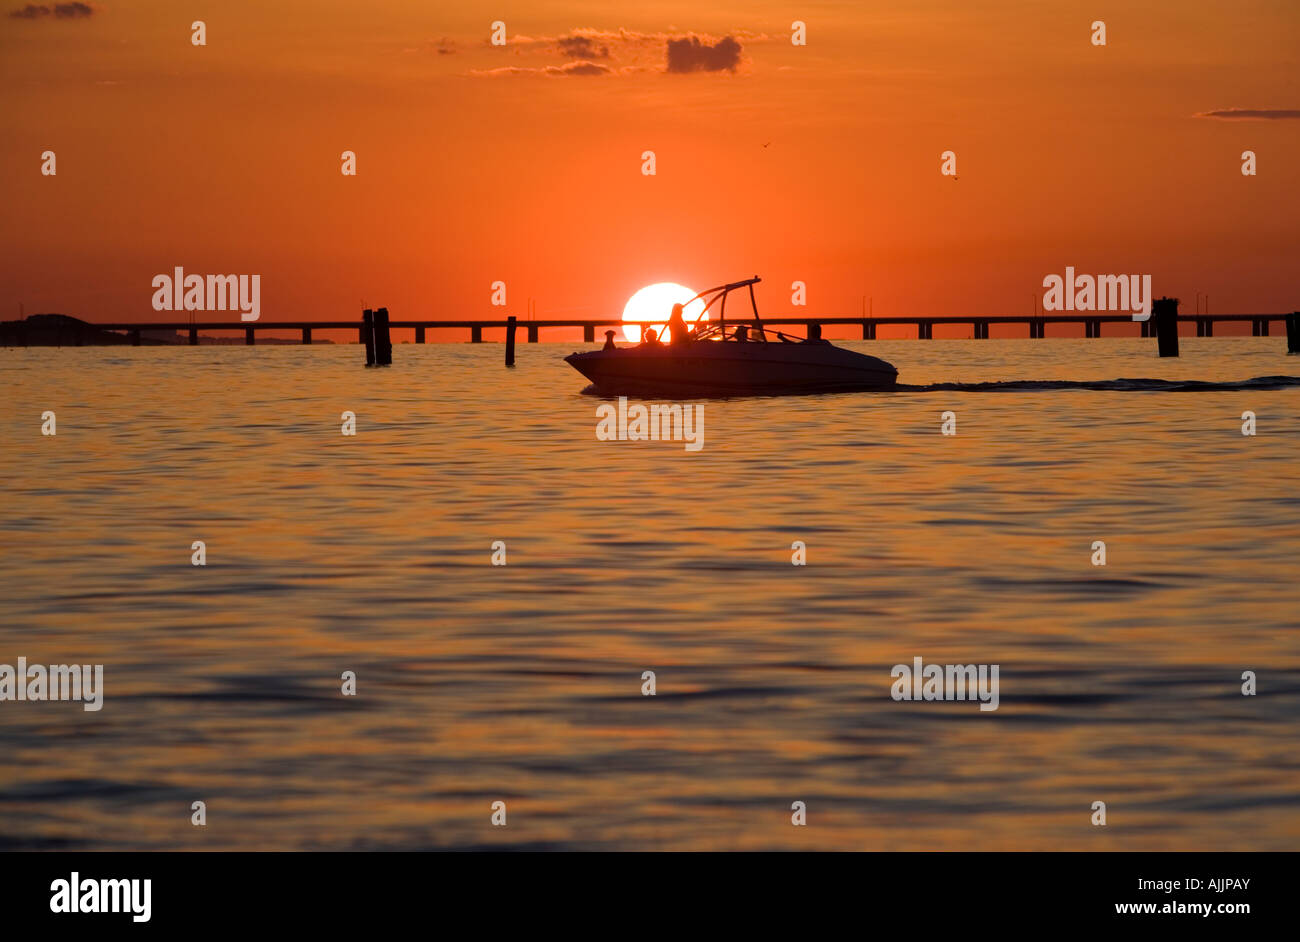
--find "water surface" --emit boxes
[1,338,1297,850]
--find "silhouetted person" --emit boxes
[734,324,749,343]
[643,327,661,345]
[667,303,689,344]
[602,329,616,351]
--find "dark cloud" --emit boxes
[557,36,611,59]
[1196,108,1300,120]
[666,35,741,73]
[9,2,93,18]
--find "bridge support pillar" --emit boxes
[373,308,392,365]
[302,327,312,344]
[1154,297,1180,357]
[918,321,932,339]
[245,327,256,345]
[189,327,199,345]
[862,320,876,340]
[527,324,539,343]
[807,322,822,341]
[416,326,426,344]
[583,324,595,343]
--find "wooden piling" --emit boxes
[505,315,516,366]
[1154,297,1179,357]
[374,307,392,365]
[1287,313,1300,354]
[362,309,376,365]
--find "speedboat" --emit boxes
[565,277,898,396]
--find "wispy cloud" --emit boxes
[402,37,457,56]
[1196,108,1300,120]
[505,28,767,49]
[471,61,616,78]
[8,2,93,19]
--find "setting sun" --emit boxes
[621,283,708,343]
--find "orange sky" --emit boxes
[2,0,1298,331]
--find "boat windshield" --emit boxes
[690,322,803,343]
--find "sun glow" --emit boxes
[621,283,708,343]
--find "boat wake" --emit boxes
[579,375,1300,399]
[894,375,1300,393]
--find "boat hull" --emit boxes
[565,340,897,397]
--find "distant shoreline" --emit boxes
[1,314,333,346]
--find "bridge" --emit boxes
[84,313,1295,345]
